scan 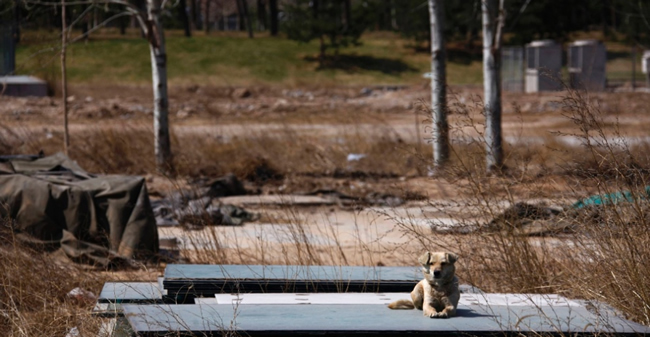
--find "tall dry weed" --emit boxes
[0,220,107,336]
[393,88,650,325]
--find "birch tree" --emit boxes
[26,0,173,171]
[147,0,172,170]
[482,0,505,173]
[61,0,69,156]
[269,0,278,36]
[428,0,448,169]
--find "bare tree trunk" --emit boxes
[235,0,243,30]
[61,0,69,156]
[191,0,202,30]
[343,0,351,32]
[237,0,253,38]
[632,45,636,91]
[482,0,504,173]
[119,15,127,35]
[257,0,266,31]
[390,0,397,30]
[428,0,448,170]
[204,0,211,34]
[383,0,391,30]
[13,0,21,43]
[243,0,253,38]
[147,0,172,171]
[179,0,191,37]
[269,0,278,36]
[319,35,326,67]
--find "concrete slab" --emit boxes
[163,264,421,302]
[164,264,420,282]
[1,76,48,97]
[198,293,578,307]
[94,281,166,318]
[122,299,650,336]
[98,282,166,303]
[212,292,411,305]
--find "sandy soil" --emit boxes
[3,83,650,137]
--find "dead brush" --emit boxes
[10,120,424,180]
[0,219,107,336]
[555,89,650,325]
[393,87,650,326]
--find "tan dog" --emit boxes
[388,251,460,318]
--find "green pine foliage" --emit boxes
[282,0,373,65]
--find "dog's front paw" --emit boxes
[431,311,449,319]
[424,309,436,317]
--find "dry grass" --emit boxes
[0,221,108,336]
[390,88,650,326]
[0,121,426,181]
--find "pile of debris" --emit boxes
[152,174,258,229]
[433,188,650,236]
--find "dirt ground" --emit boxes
[2,83,650,269]
[4,82,650,136]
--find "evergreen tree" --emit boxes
[282,0,372,66]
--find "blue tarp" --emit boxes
[573,186,650,209]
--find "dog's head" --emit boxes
[418,251,458,283]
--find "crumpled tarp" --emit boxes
[0,153,159,267]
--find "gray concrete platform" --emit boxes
[0,75,48,97]
[94,281,166,318]
[164,264,420,282]
[163,264,422,302]
[122,294,650,336]
[195,293,577,307]
[98,281,166,304]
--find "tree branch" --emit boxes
[493,0,505,51]
[69,11,134,43]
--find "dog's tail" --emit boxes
[387,299,415,310]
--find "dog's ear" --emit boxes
[418,252,431,266]
[446,252,459,264]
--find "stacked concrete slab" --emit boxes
[95,264,650,337]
